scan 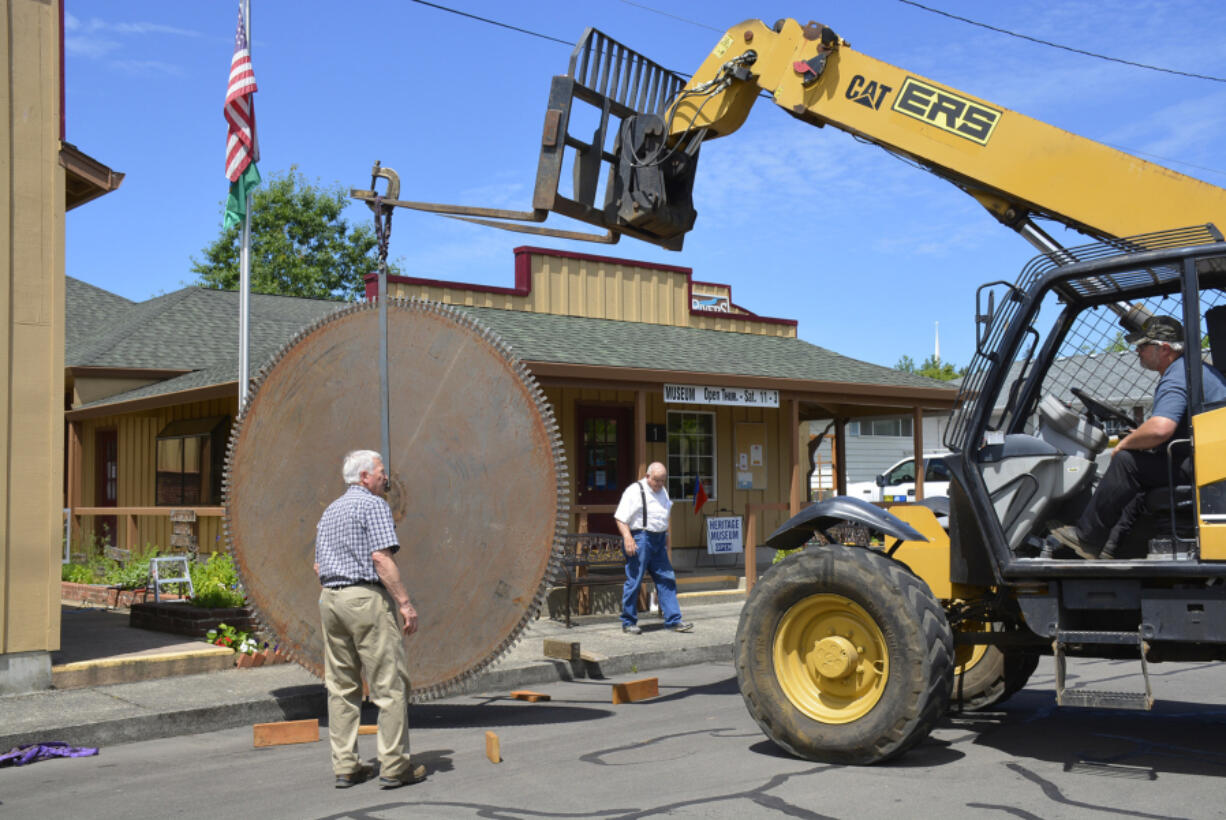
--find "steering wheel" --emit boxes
[1070,387,1135,430]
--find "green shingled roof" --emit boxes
[66,276,134,343]
[458,305,950,390]
[68,284,342,371]
[66,280,953,411]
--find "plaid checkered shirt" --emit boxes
[315,484,399,587]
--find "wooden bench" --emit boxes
[558,533,637,627]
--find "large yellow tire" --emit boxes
[735,545,954,764]
[953,638,1041,711]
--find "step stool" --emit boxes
[149,555,195,602]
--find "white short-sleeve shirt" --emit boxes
[614,478,672,533]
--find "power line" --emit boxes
[897,0,1226,83]
[408,0,573,47]
[617,0,722,33]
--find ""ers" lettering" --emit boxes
[891,77,1001,146]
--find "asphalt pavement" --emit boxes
[0,597,744,752]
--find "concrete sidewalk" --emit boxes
[0,598,744,751]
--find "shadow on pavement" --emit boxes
[946,689,1226,779]
[378,701,616,729]
[54,605,202,664]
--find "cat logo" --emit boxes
[845,75,893,111]
[891,77,1001,146]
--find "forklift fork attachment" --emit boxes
[351,28,693,249]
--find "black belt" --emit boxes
[325,580,380,589]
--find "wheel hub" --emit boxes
[772,593,889,724]
[812,636,859,679]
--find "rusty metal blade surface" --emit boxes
[224,299,567,700]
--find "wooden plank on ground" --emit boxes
[511,690,551,702]
[612,677,659,704]
[358,725,377,735]
[579,649,607,663]
[543,639,580,662]
[485,731,501,763]
[253,719,320,747]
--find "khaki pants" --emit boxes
[319,584,412,778]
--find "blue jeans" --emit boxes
[622,530,683,627]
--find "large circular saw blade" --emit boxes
[224,299,568,700]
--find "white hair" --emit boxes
[342,450,381,484]
[1166,341,1185,353]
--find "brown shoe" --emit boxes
[1050,526,1100,560]
[334,763,373,788]
[379,763,427,789]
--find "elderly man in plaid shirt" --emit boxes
[316,449,425,789]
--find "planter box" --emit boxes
[60,582,177,609]
[234,648,291,668]
[129,600,255,638]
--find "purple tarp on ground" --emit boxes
[0,742,98,767]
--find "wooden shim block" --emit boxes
[612,677,659,704]
[543,638,580,662]
[358,725,378,735]
[511,690,551,703]
[579,650,607,663]
[253,719,319,747]
[485,731,501,763]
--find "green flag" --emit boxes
[224,162,261,230]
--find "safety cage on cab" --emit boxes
[943,224,1226,568]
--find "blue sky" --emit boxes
[64,0,1226,370]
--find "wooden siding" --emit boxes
[546,386,793,550]
[2,0,65,656]
[388,253,795,338]
[74,397,239,554]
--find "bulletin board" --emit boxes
[734,422,767,490]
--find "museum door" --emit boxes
[94,429,118,546]
[575,405,634,535]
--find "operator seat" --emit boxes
[1036,394,1108,458]
[1207,305,1226,373]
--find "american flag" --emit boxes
[224,3,258,182]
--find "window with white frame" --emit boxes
[666,411,716,500]
[847,416,913,437]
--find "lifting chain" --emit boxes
[369,161,398,278]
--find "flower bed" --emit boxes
[60,582,179,608]
[129,600,256,638]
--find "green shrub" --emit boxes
[61,563,94,583]
[190,552,246,609]
[101,545,161,589]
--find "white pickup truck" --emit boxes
[845,453,952,503]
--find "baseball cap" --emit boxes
[1125,315,1184,345]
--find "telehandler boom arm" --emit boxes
[669,18,1226,249]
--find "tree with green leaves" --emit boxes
[192,167,391,301]
[895,354,965,381]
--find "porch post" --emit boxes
[788,398,803,516]
[834,418,848,495]
[912,406,925,501]
[634,389,647,480]
[66,421,82,550]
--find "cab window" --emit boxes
[885,460,915,484]
[925,460,950,482]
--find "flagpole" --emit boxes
[238,0,252,412]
